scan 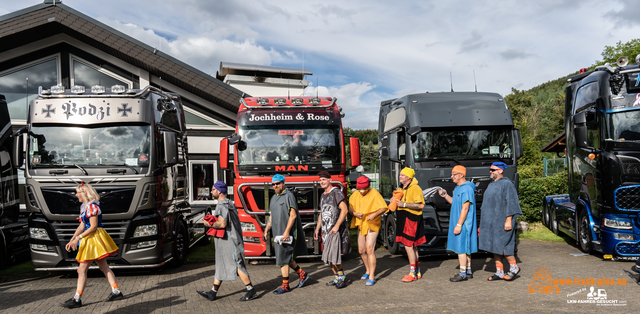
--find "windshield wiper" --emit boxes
[61,164,89,176]
[98,163,139,174]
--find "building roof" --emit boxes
[0,0,245,115]
[217,62,311,81]
[540,131,566,153]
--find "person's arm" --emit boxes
[66,222,85,251]
[282,207,297,241]
[454,201,470,235]
[399,202,425,210]
[505,215,513,231]
[439,189,452,204]
[263,215,272,241]
[210,216,227,229]
[331,201,349,234]
[348,204,363,219]
[314,211,322,240]
[367,206,389,221]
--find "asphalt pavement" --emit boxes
[1,239,638,313]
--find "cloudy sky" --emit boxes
[2,0,640,129]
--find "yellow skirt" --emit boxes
[76,227,119,263]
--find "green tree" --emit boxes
[596,38,640,66]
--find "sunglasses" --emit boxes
[271,182,283,186]
[489,168,500,172]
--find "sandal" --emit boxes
[503,267,521,281]
[361,273,370,280]
[365,279,376,286]
[632,265,640,274]
[487,274,503,281]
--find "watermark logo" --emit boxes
[528,267,560,294]
[565,286,627,306]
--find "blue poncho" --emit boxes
[446,182,478,254]
[478,177,522,255]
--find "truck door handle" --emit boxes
[49,169,68,175]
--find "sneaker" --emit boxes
[239,288,257,301]
[335,277,345,289]
[450,273,468,282]
[273,286,291,295]
[402,272,418,282]
[105,291,124,301]
[197,290,217,301]
[60,298,82,308]
[326,279,337,286]
[297,272,310,288]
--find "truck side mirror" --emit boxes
[574,111,586,124]
[12,133,24,168]
[574,125,588,148]
[407,126,421,136]
[389,133,399,161]
[349,137,361,167]
[228,133,241,145]
[513,129,523,159]
[163,131,178,167]
[220,138,229,170]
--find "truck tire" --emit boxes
[550,204,559,236]
[578,210,592,254]
[170,220,188,267]
[542,199,550,227]
[385,216,400,255]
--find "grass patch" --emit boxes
[518,222,566,243]
[185,238,216,264]
[0,260,36,277]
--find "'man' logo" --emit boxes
[275,165,309,171]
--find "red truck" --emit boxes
[220,96,360,258]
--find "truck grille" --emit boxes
[52,221,129,260]
[615,240,640,256]
[42,186,136,215]
[614,185,640,211]
[428,178,487,231]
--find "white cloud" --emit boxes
[304,82,380,129]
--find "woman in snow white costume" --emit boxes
[60,182,123,308]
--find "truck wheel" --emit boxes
[550,204,559,236]
[542,199,550,227]
[170,220,188,267]
[385,216,400,255]
[578,210,592,254]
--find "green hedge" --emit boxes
[518,170,567,222]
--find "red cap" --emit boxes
[356,176,370,189]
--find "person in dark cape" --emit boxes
[479,162,522,281]
[263,174,310,294]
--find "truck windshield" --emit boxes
[605,110,640,141]
[414,128,513,161]
[28,125,152,168]
[237,125,341,165]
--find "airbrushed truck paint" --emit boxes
[230,97,349,257]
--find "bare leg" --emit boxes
[457,254,467,271]
[505,255,516,264]
[237,269,251,286]
[404,245,416,265]
[330,263,342,274]
[281,265,290,278]
[358,232,370,276]
[76,262,91,293]
[96,259,117,286]
[365,231,378,280]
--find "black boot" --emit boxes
[197,290,217,301]
[60,298,82,308]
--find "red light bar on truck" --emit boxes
[242,97,336,109]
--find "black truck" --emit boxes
[377,92,523,256]
[0,94,29,268]
[543,58,640,260]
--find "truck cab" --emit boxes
[378,92,523,255]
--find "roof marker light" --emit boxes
[292,98,304,105]
[257,98,269,105]
[51,85,65,94]
[70,85,85,94]
[309,97,321,105]
[111,85,126,93]
[91,85,106,94]
[274,98,287,105]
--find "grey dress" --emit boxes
[214,198,248,281]
[270,188,308,266]
[478,177,522,256]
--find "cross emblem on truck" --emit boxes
[41,104,55,118]
[118,104,132,117]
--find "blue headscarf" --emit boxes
[272,174,285,183]
[491,162,508,170]
[213,181,227,195]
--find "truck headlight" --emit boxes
[30,227,50,240]
[603,218,632,230]
[133,224,158,237]
[241,222,257,232]
[130,240,156,250]
[613,233,635,240]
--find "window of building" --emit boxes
[0,55,60,121]
[70,55,132,88]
